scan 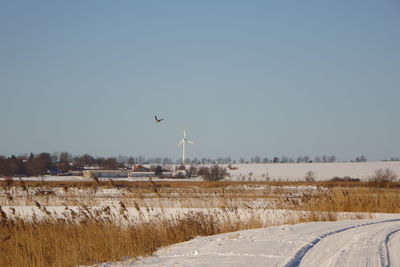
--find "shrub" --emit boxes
[305,171,315,182]
[202,165,228,181]
[197,166,210,177]
[154,166,162,176]
[187,166,198,178]
[330,176,360,182]
[370,168,398,188]
[176,165,186,171]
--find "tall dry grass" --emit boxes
[0,214,215,266]
[0,203,271,267]
[289,188,400,213]
[0,180,399,266]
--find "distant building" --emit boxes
[133,164,151,171]
[47,168,62,175]
[82,169,158,179]
[83,166,101,170]
[83,170,128,179]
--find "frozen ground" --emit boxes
[96,214,400,267]
[1,161,399,182]
[225,161,400,181]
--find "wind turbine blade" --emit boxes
[177,139,184,146]
[183,130,186,138]
[188,140,194,144]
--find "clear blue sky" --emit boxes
[0,0,399,161]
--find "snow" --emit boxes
[95,215,400,267]
[0,176,203,182]
[0,206,333,226]
[0,176,89,182]
[1,162,400,182]
[2,162,400,266]
[290,218,400,267]
[225,162,400,181]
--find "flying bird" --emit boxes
[155,116,164,123]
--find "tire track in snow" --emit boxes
[379,228,400,267]
[284,218,400,267]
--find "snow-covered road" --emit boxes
[99,216,400,267]
[291,219,400,267]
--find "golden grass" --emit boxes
[2,179,393,208]
[0,201,371,267]
[1,181,399,266]
[0,214,219,267]
[282,187,400,214]
[0,204,276,267]
[1,179,393,190]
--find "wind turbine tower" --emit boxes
[177,130,194,165]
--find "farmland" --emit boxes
[0,162,399,266]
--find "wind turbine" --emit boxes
[177,130,194,165]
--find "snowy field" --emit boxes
[3,203,399,267]
[1,161,399,182]
[1,164,399,267]
[95,215,400,267]
[224,161,400,181]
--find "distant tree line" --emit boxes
[237,155,369,164]
[178,155,366,165]
[2,151,397,177]
[382,157,400,162]
[0,152,236,177]
[0,152,124,177]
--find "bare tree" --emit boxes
[370,168,397,188]
[60,152,72,163]
[202,165,228,181]
[305,171,316,182]
[187,165,198,178]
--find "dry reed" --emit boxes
[288,187,400,213]
[0,181,399,266]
